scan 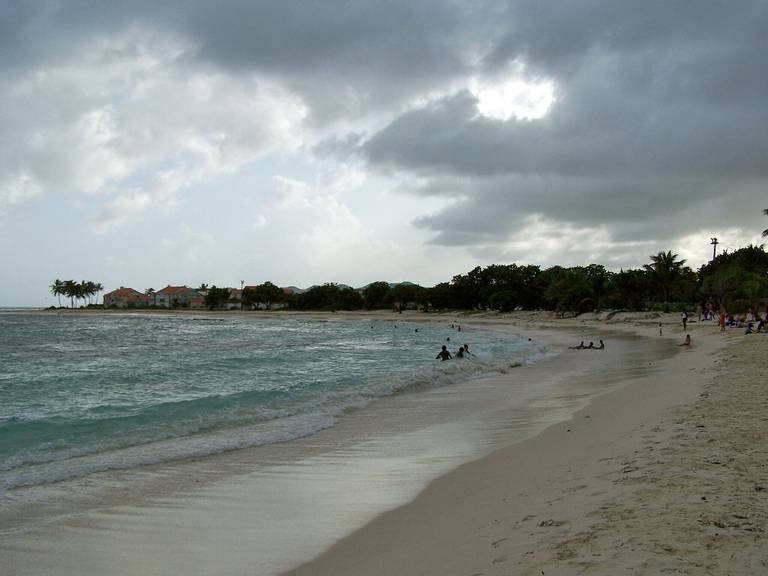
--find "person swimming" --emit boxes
[455,345,465,358]
[436,345,452,361]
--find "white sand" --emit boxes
[283,314,767,575]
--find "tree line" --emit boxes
[276,246,768,314]
[49,279,104,308]
[49,245,768,314]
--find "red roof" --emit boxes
[104,287,142,298]
[157,285,191,295]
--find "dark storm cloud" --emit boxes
[362,1,768,252]
[1,0,496,123]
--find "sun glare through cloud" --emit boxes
[470,63,556,121]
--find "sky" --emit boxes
[1,1,767,306]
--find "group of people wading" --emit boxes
[436,343,473,361]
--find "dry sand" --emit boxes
[283,314,768,575]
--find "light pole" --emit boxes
[710,237,718,261]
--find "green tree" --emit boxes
[62,280,76,308]
[644,251,687,312]
[584,264,610,311]
[698,245,768,311]
[362,281,390,309]
[94,282,104,306]
[243,281,283,310]
[541,267,594,313]
[386,283,421,311]
[608,269,650,310]
[204,286,230,310]
[50,279,64,307]
[423,282,456,310]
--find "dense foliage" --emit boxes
[49,279,104,308]
[54,244,768,314]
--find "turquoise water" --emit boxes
[0,313,542,490]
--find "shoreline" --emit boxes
[2,313,758,575]
[282,316,766,575]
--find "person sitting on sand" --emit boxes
[569,341,585,349]
[436,345,452,361]
[586,341,595,349]
[744,322,755,335]
[596,339,605,350]
[677,334,691,347]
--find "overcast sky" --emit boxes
[2,1,766,306]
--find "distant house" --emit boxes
[189,295,206,309]
[103,287,147,308]
[155,286,200,308]
[227,288,243,310]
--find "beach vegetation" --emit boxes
[58,244,767,315]
[643,251,689,312]
[698,245,768,310]
[242,282,284,310]
[289,283,364,310]
[49,279,64,307]
[204,286,231,310]
[362,281,391,309]
[385,282,424,311]
[49,279,102,308]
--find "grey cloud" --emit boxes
[2,1,497,125]
[3,0,767,262]
[360,1,768,254]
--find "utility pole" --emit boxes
[710,237,718,261]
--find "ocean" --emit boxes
[0,312,543,491]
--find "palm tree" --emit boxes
[63,280,76,308]
[644,251,686,312]
[145,288,156,308]
[84,281,96,306]
[94,282,104,306]
[50,279,64,307]
[762,208,768,237]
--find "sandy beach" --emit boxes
[283,313,768,575]
[2,311,765,575]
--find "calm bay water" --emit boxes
[0,313,541,490]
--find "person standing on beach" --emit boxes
[681,311,688,331]
[719,306,726,332]
[436,345,452,361]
